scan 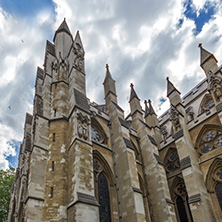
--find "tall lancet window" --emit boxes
[98,173,111,222]
[93,158,112,222]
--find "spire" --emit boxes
[166,77,180,97]
[199,43,217,66]
[129,83,140,102]
[74,30,84,52]
[53,18,72,42]
[103,64,114,83]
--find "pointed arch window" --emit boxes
[91,118,107,144]
[199,93,214,115]
[93,152,115,222]
[206,159,222,218]
[197,127,222,155]
[98,173,111,222]
[170,178,193,222]
[164,148,180,174]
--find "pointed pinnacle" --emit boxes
[103,64,114,83]
[199,43,217,66]
[129,83,140,102]
[148,99,156,115]
[166,77,180,97]
[53,19,72,42]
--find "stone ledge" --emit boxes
[188,193,201,203]
[174,129,183,140]
[132,187,143,194]
[216,102,222,113]
[154,153,164,166]
[67,192,100,209]
[180,156,191,170]
[24,196,44,204]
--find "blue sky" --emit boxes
[0,0,222,169]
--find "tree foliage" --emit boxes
[0,167,15,222]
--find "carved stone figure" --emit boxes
[77,112,90,140]
[208,70,222,102]
[160,126,168,144]
[73,42,84,71]
[169,105,181,131]
[186,106,194,122]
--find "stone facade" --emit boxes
[8,20,222,222]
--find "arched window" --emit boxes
[164,148,180,174]
[170,177,193,222]
[91,118,107,144]
[195,125,222,155]
[93,151,116,222]
[199,93,214,115]
[98,173,111,222]
[176,196,189,222]
[215,183,222,211]
[206,158,222,219]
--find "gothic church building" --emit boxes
[8,19,222,222]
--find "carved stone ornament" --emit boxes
[73,42,84,72]
[186,106,194,121]
[77,112,90,140]
[160,126,168,144]
[169,105,181,131]
[53,53,69,72]
[208,70,222,102]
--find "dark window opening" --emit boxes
[176,196,189,222]
[54,109,56,117]
[53,133,55,142]
[98,173,111,222]
[215,183,222,211]
[52,161,54,172]
[51,187,53,198]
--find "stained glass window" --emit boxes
[166,150,180,173]
[91,126,101,142]
[98,173,111,222]
[199,129,222,154]
[215,183,222,211]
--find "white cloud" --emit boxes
[1,0,222,168]
[0,7,55,169]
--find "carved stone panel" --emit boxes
[76,112,90,140]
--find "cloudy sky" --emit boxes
[0,0,222,169]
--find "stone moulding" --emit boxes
[180,156,191,170]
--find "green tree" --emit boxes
[0,167,15,222]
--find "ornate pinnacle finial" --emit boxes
[64,17,66,20]
[130,83,134,88]
[166,77,169,81]
[106,64,109,69]
[148,99,151,104]
[198,43,202,48]
[144,100,147,105]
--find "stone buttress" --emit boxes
[129,84,177,222]
[103,65,147,222]
[166,77,216,221]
